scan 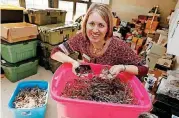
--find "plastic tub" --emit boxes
[51,63,152,118]
[8,81,49,118]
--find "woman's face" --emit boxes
[86,12,108,43]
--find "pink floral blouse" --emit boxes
[51,33,148,77]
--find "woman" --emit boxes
[51,3,148,77]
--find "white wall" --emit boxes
[176,0,179,9]
[111,0,177,26]
[175,1,179,70]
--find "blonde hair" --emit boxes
[82,3,113,40]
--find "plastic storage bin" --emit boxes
[8,81,49,118]
[39,56,50,70]
[152,101,172,118]
[38,41,79,58]
[51,63,152,118]
[38,42,56,58]
[49,52,79,73]
[49,58,62,73]
[155,94,179,116]
[1,40,38,63]
[38,52,79,73]
[38,23,78,45]
[1,58,38,82]
[27,8,66,25]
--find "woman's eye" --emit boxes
[89,22,95,26]
[99,23,104,28]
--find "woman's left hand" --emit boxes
[109,65,125,76]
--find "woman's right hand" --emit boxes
[71,60,80,75]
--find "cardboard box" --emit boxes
[113,17,120,27]
[144,29,156,34]
[157,58,172,68]
[1,22,38,43]
[132,37,144,46]
[145,20,159,30]
[132,37,138,43]
[147,33,160,43]
[137,38,144,46]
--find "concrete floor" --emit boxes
[1,66,58,118]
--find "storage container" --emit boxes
[0,5,24,23]
[152,106,171,118]
[39,56,50,70]
[39,42,56,58]
[1,40,38,63]
[27,8,66,25]
[38,41,80,58]
[156,94,179,111]
[49,58,62,73]
[51,63,152,118]
[1,58,38,83]
[49,52,79,73]
[8,81,49,118]
[38,23,78,45]
[152,101,172,118]
[1,22,38,43]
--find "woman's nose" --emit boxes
[92,25,99,33]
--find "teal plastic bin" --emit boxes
[1,39,38,63]
[8,81,49,118]
[1,58,38,82]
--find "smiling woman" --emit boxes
[51,3,148,78]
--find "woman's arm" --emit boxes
[51,33,83,62]
[51,33,84,72]
[110,38,149,77]
[109,64,148,76]
[51,50,78,64]
[51,50,80,72]
[124,65,148,76]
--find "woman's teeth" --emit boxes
[92,34,99,37]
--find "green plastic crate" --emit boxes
[1,58,38,83]
[1,40,38,63]
[38,23,78,45]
